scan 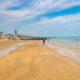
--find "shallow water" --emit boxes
[49,37,80,52]
[46,37,80,65]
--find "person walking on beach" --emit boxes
[43,39,45,45]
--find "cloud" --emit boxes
[0,10,40,18]
[0,0,21,10]
[32,13,80,25]
[0,0,80,28]
[0,9,45,27]
[31,0,80,12]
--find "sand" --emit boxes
[0,40,80,80]
[0,39,24,51]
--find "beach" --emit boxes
[0,39,26,58]
[46,37,80,64]
[0,40,80,80]
[0,39,24,51]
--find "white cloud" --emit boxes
[0,10,38,18]
[0,9,44,25]
[31,0,80,12]
[32,13,80,25]
[1,0,80,11]
[0,0,21,10]
[0,0,80,27]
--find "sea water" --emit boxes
[46,36,80,64]
[49,36,80,52]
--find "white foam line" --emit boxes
[46,42,80,65]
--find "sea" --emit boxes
[46,36,80,64]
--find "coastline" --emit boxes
[0,40,80,80]
[46,40,80,65]
[0,40,34,58]
[0,39,80,64]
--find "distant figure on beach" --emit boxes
[43,40,45,45]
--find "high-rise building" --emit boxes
[15,29,18,35]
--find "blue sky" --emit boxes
[0,0,80,37]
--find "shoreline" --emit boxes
[46,41,80,65]
[0,40,34,58]
[0,40,80,65]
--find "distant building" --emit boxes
[6,34,14,37]
[0,32,4,37]
[15,29,18,35]
[5,34,15,39]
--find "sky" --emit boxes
[0,0,80,37]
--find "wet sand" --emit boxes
[0,39,24,51]
[0,40,34,58]
[0,40,80,80]
[0,39,26,57]
[46,41,80,65]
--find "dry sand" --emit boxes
[0,40,80,80]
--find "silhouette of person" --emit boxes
[43,40,45,45]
